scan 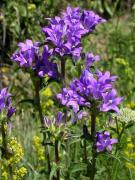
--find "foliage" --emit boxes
[0,1,135,180]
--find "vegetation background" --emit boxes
[0,0,135,179]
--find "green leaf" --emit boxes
[69,163,87,174]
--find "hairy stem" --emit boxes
[32,76,51,175]
[1,120,13,179]
[61,58,66,86]
[1,121,7,157]
[84,139,87,163]
[90,112,97,180]
[55,139,60,180]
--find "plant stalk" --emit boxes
[32,76,51,175]
[90,112,97,180]
[61,58,66,86]
[1,120,13,179]
[55,139,60,180]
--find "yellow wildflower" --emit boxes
[126,162,135,170]
[7,138,24,165]
[1,171,8,180]
[33,136,45,161]
[13,167,27,180]
[41,87,52,97]
[28,3,36,11]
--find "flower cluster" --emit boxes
[96,131,118,152]
[0,88,15,118]
[0,137,27,180]
[33,136,45,161]
[11,41,58,79]
[43,6,105,60]
[57,54,122,116]
[11,6,105,80]
[44,111,64,128]
[113,107,135,124]
[43,112,70,141]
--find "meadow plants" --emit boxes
[0,5,135,180]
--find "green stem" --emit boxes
[1,120,7,157]
[55,139,60,180]
[90,112,97,180]
[84,139,87,163]
[61,58,66,86]
[115,118,125,154]
[32,76,51,175]
[118,124,125,142]
[1,120,13,179]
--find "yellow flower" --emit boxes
[28,3,36,11]
[7,138,24,165]
[13,167,27,179]
[33,136,45,162]
[127,143,134,149]
[127,102,135,109]
[126,162,135,170]
[33,135,40,145]
[1,171,8,180]
[41,87,52,97]
[43,99,54,109]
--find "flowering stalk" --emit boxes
[61,58,66,86]
[31,75,51,175]
[55,139,60,180]
[1,120,13,180]
[90,112,97,180]
[1,120,8,158]
[0,88,15,179]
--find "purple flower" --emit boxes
[43,6,105,59]
[100,89,123,113]
[12,41,58,79]
[0,88,15,118]
[43,16,82,59]
[11,39,39,68]
[37,46,58,79]
[7,107,16,118]
[44,111,64,127]
[96,131,118,152]
[71,69,115,100]
[77,111,88,120]
[57,88,90,113]
[56,111,64,126]
[0,88,10,111]
[85,53,100,68]
[81,10,106,33]
[57,67,122,115]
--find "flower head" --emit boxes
[11,39,39,68]
[81,10,106,33]
[0,88,15,118]
[57,66,122,115]
[85,53,100,68]
[43,6,105,59]
[96,131,118,152]
[44,111,64,128]
[12,41,58,79]
[36,46,58,78]
[57,88,90,113]
[100,89,123,113]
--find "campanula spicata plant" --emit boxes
[9,5,135,180]
[0,88,26,179]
